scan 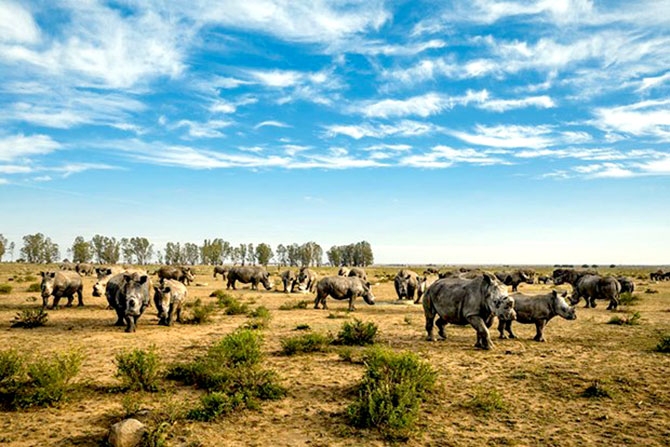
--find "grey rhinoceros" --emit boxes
[226,266,273,290]
[497,290,576,342]
[314,276,375,311]
[421,273,516,350]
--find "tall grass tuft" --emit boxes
[115,346,162,392]
[10,308,48,328]
[335,319,378,346]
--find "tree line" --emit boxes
[0,233,374,267]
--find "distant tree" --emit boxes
[238,244,247,266]
[609,264,616,268]
[123,237,154,265]
[91,234,121,264]
[0,234,7,261]
[275,244,287,267]
[21,233,59,263]
[327,246,342,267]
[71,236,92,263]
[182,243,199,265]
[201,239,223,265]
[7,241,15,261]
[247,243,255,265]
[164,242,182,265]
[298,242,322,267]
[231,246,242,265]
[255,243,273,266]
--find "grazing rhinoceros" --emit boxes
[314,276,375,311]
[153,278,188,326]
[553,269,621,310]
[616,277,635,294]
[75,262,94,276]
[338,267,350,277]
[155,265,195,285]
[537,275,552,284]
[105,271,152,332]
[421,273,515,350]
[495,270,534,292]
[296,267,318,293]
[347,267,367,281]
[393,269,425,302]
[497,290,576,342]
[40,271,83,309]
[280,270,297,293]
[213,265,229,280]
[226,266,273,291]
[59,261,76,271]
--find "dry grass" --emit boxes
[0,264,668,446]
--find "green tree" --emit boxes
[164,242,182,265]
[71,236,92,263]
[327,246,342,267]
[255,243,273,266]
[275,244,287,267]
[247,243,255,265]
[0,234,7,261]
[238,244,247,266]
[182,242,199,265]
[122,237,154,265]
[21,233,60,263]
[91,234,120,264]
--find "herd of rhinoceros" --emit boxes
[38,263,642,349]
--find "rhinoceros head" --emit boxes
[484,273,516,321]
[552,290,576,320]
[123,273,149,316]
[362,282,375,305]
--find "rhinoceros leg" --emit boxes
[347,292,356,312]
[76,287,84,306]
[468,316,493,350]
[314,291,327,309]
[65,294,74,307]
[505,320,516,339]
[114,307,125,326]
[533,320,546,342]
[497,319,507,339]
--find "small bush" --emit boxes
[210,289,231,300]
[335,319,378,346]
[187,392,246,422]
[465,388,508,415]
[217,296,249,315]
[607,312,641,326]
[582,380,612,399]
[327,311,349,319]
[656,334,670,353]
[280,333,333,356]
[0,350,83,409]
[618,292,640,306]
[243,306,272,330]
[141,421,173,447]
[294,324,311,331]
[278,300,310,310]
[26,283,41,293]
[10,308,48,328]
[347,347,436,440]
[0,284,12,294]
[645,288,659,294]
[24,274,37,282]
[183,298,216,325]
[115,346,161,392]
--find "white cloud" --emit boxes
[0,1,40,44]
[0,134,61,162]
[255,121,291,130]
[636,155,670,174]
[637,72,670,92]
[478,95,555,112]
[364,144,412,152]
[451,125,554,149]
[593,99,670,140]
[324,120,442,139]
[175,120,233,138]
[401,145,507,168]
[330,38,446,56]
[574,162,636,178]
[283,145,311,156]
[209,96,257,114]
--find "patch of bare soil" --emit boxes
[0,265,668,446]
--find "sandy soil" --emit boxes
[0,265,668,446]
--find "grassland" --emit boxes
[0,264,668,446]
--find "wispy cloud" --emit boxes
[0,1,40,44]
[0,134,61,162]
[401,145,508,168]
[254,120,291,130]
[174,120,233,138]
[324,120,442,139]
[592,99,670,140]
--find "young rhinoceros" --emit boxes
[40,270,83,309]
[153,278,188,326]
[498,290,576,342]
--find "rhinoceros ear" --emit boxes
[483,273,494,284]
[49,272,56,278]
[123,274,132,283]
[552,290,558,298]
[140,275,148,284]
[561,290,568,298]
[40,271,46,278]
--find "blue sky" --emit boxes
[0,0,668,265]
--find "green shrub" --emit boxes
[0,284,12,294]
[210,289,231,300]
[280,333,333,356]
[335,319,378,346]
[618,292,640,306]
[326,311,349,319]
[216,296,249,315]
[115,346,161,392]
[10,308,48,328]
[607,312,641,326]
[183,298,216,325]
[26,283,41,293]
[141,421,172,447]
[465,388,508,415]
[347,347,436,440]
[24,275,37,282]
[582,380,612,399]
[656,334,670,353]
[279,300,310,310]
[167,330,286,420]
[1,350,83,409]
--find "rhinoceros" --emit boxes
[347,267,367,281]
[40,271,83,309]
[495,270,534,292]
[497,290,576,342]
[155,265,195,285]
[616,277,635,294]
[92,266,124,297]
[75,262,94,276]
[213,265,229,280]
[393,269,425,302]
[59,261,76,271]
[153,278,188,326]
[226,266,272,290]
[296,267,318,293]
[421,273,515,350]
[106,271,152,332]
[314,276,375,311]
[553,269,621,310]
[280,270,297,293]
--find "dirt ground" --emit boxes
[0,264,669,447]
